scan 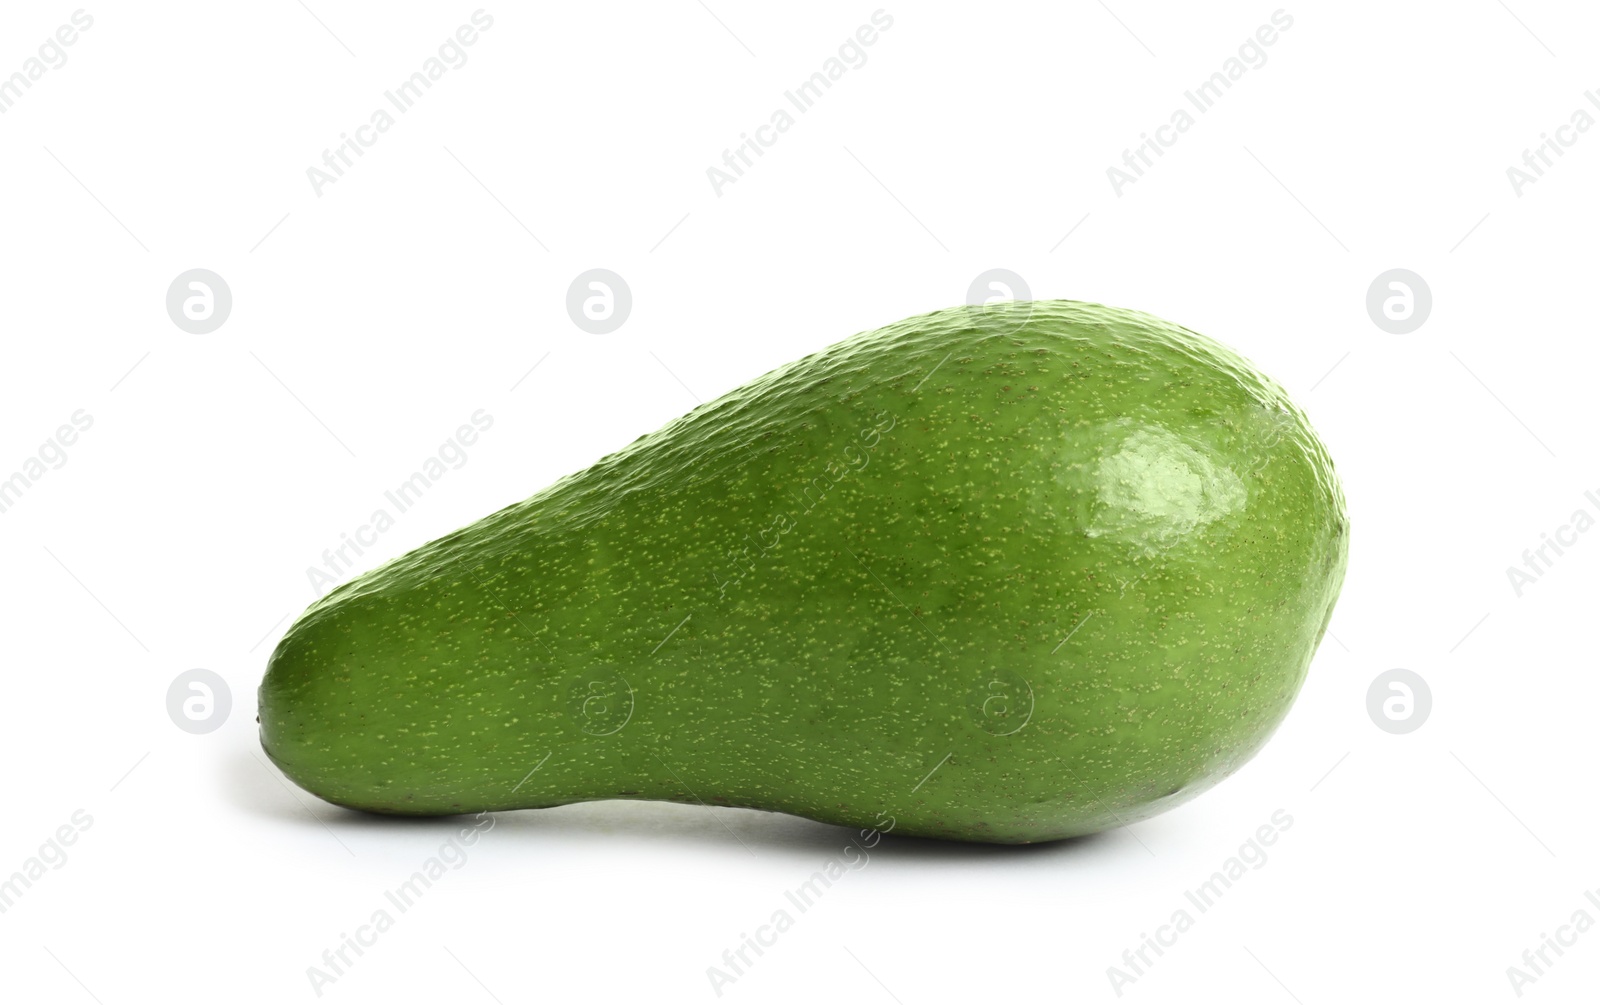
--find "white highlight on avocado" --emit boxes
[1086,425,1246,554]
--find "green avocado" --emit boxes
[259,300,1347,844]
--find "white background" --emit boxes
[1,1,1596,1002]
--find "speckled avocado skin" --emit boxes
[259,301,1348,844]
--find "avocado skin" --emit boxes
[259,301,1347,844]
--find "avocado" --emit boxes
[258,301,1347,844]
